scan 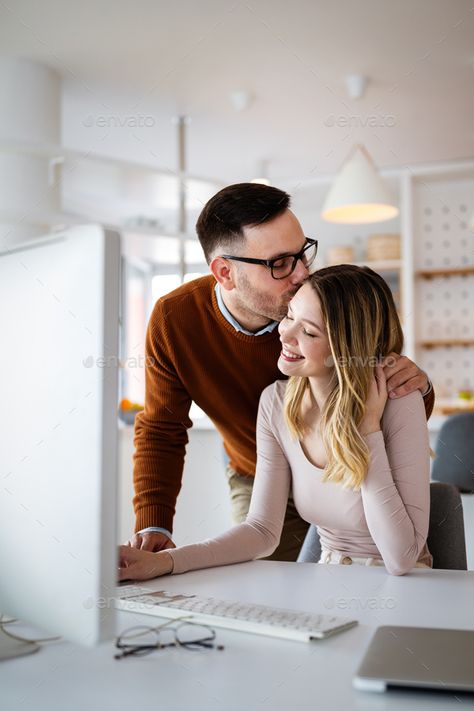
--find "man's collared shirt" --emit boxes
[214,283,278,336]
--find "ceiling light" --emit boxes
[345,74,368,100]
[229,90,254,112]
[321,145,399,224]
[250,178,270,186]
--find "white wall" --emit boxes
[118,423,232,546]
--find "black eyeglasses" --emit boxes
[221,238,318,280]
[114,620,224,659]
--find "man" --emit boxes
[127,183,434,561]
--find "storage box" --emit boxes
[326,245,354,265]
[366,234,400,261]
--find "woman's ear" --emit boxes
[210,256,236,291]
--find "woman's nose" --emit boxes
[279,320,297,342]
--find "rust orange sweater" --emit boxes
[133,275,435,534]
[133,275,283,533]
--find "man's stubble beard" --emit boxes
[234,269,298,323]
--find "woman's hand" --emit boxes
[360,364,387,436]
[118,545,174,582]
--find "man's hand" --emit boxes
[118,545,173,582]
[124,531,176,552]
[381,353,429,399]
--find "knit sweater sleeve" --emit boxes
[422,381,435,420]
[132,299,193,533]
[360,390,431,575]
[167,384,291,575]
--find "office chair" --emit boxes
[428,482,467,570]
[297,482,467,570]
[431,412,474,492]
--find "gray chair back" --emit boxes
[297,482,467,570]
[431,412,474,492]
[428,482,467,570]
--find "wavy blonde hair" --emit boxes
[284,264,403,490]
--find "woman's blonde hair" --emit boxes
[284,264,403,490]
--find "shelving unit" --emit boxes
[417,267,474,279]
[420,340,474,349]
[410,165,474,416]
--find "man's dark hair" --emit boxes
[196,182,291,263]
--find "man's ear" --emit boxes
[210,256,236,291]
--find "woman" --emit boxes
[119,265,432,580]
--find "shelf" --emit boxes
[0,140,223,185]
[416,267,474,279]
[433,400,474,416]
[419,340,474,349]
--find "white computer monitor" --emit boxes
[0,225,120,658]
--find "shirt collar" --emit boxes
[214,283,278,336]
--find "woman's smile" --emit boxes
[280,346,304,362]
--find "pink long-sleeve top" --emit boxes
[168,380,432,576]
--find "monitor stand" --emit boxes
[0,626,40,661]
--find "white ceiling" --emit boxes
[0,0,473,183]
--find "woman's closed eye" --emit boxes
[284,313,317,337]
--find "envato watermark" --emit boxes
[82,114,156,128]
[83,596,114,610]
[323,596,397,611]
[324,354,398,368]
[324,114,396,128]
[83,593,156,611]
[82,355,156,369]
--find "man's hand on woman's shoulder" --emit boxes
[381,352,429,399]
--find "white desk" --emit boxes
[2,562,474,711]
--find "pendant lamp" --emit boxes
[321,145,399,224]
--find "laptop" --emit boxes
[354,626,474,693]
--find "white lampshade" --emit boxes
[321,145,399,224]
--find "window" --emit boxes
[152,274,181,301]
[120,233,208,405]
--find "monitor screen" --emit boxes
[0,225,120,654]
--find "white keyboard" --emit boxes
[116,586,358,642]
